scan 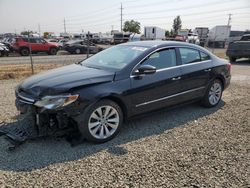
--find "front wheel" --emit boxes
[75,48,81,54]
[20,48,30,56]
[78,100,123,143]
[201,79,223,108]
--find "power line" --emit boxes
[124,0,236,15]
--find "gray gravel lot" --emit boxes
[0,63,249,187]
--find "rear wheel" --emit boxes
[20,48,29,56]
[78,99,123,143]
[202,79,223,108]
[75,48,81,54]
[48,48,57,55]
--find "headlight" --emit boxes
[34,94,79,109]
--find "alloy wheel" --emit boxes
[88,105,120,139]
[208,82,222,105]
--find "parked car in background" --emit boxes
[15,41,231,143]
[226,34,250,62]
[58,39,69,50]
[46,39,59,43]
[0,42,9,57]
[64,40,102,54]
[12,37,59,56]
[111,32,130,44]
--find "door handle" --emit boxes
[172,76,181,81]
[204,69,211,72]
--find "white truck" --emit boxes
[195,27,209,46]
[207,25,231,48]
[144,26,165,40]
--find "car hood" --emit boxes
[19,64,115,97]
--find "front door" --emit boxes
[130,48,182,115]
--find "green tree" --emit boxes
[165,30,170,37]
[123,20,141,38]
[21,31,33,36]
[172,15,182,36]
[43,32,50,39]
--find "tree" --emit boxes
[165,30,170,37]
[43,32,50,39]
[123,20,141,38]
[21,31,33,36]
[172,15,182,36]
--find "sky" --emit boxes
[0,0,249,35]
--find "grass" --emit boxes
[0,64,64,80]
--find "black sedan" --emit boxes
[15,41,231,143]
[64,40,101,54]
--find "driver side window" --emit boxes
[142,48,177,70]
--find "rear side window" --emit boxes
[200,52,210,61]
[179,48,200,64]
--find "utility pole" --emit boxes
[87,31,90,58]
[227,14,232,26]
[120,3,123,32]
[63,18,67,33]
[27,30,34,74]
[38,24,41,36]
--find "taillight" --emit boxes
[227,63,231,73]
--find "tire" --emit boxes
[78,99,123,143]
[229,57,236,63]
[201,79,223,108]
[48,48,57,55]
[20,48,29,56]
[75,48,81,54]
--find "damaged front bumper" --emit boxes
[15,91,80,136]
[0,91,82,149]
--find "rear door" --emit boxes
[177,47,212,101]
[130,48,182,114]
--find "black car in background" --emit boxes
[15,41,231,143]
[226,34,250,62]
[0,42,9,57]
[64,40,102,54]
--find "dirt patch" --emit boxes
[0,64,64,80]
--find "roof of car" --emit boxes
[120,40,213,55]
[122,40,199,48]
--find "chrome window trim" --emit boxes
[130,45,211,78]
[135,86,205,107]
[18,94,35,103]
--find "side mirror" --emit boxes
[134,65,156,76]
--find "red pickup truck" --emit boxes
[12,37,59,56]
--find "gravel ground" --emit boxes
[0,77,249,187]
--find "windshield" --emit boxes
[81,45,148,70]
